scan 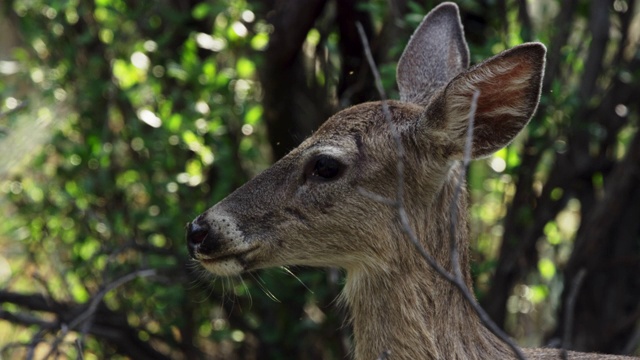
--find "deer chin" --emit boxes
[200,257,245,276]
[198,248,256,276]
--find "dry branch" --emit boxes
[0,269,167,360]
[355,20,527,360]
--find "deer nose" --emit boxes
[186,221,211,259]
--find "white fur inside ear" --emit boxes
[442,43,545,158]
[447,60,532,126]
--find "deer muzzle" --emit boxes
[186,211,257,276]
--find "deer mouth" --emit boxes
[198,249,255,276]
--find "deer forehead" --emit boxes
[301,101,426,151]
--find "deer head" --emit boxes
[186,3,545,277]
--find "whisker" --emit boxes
[280,266,313,293]
[238,276,253,310]
[184,262,222,304]
[250,273,281,303]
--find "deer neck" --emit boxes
[343,163,513,360]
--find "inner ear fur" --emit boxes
[433,43,546,159]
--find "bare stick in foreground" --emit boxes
[355,20,525,360]
[186,3,632,359]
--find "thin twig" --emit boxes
[75,338,85,360]
[356,21,527,360]
[449,90,479,282]
[26,329,47,360]
[562,268,587,352]
[78,269,156,329]
[43,269,157,359]
[622,319,640,355]
[0,100,28,119]
[357,187,397,206]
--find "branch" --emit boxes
[516,0,533,42]
[0,309,56,329]
[570,125,640,262]
[0,100,28,119]
[623,320,640,355]
[562,268,587,351]
[482,0,580,326]
[0,269,168,360]
[43,269,157,359]
[355,21,527,360]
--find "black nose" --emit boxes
[186,222,210,259]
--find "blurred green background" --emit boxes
[1,0,639,359]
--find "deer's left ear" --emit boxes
[430,43,546,159]
[397,2,469,106]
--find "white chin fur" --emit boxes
[202,258,244,276]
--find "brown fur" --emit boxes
[186,3,636,359]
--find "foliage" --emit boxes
[1,0,639,359]
[1,0,287,358]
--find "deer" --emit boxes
[186,3,636,359]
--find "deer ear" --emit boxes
[397,2,469,106]
[439,43,546,159]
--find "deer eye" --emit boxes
[305,155,344,181]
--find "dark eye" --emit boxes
[305,155,344,181]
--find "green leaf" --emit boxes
[538,258,556,280]
[192,3,211,20]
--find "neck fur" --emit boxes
[342,163,513,360]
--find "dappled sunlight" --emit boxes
[1,0,639,358]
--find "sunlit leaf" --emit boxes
[538,258,556,280]
[236,57,255,78]
[244,105,262,125]
[192,3,211,20]
[250,32,269,50]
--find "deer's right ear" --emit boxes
[430,43,546,159]
[397,2,469,106]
